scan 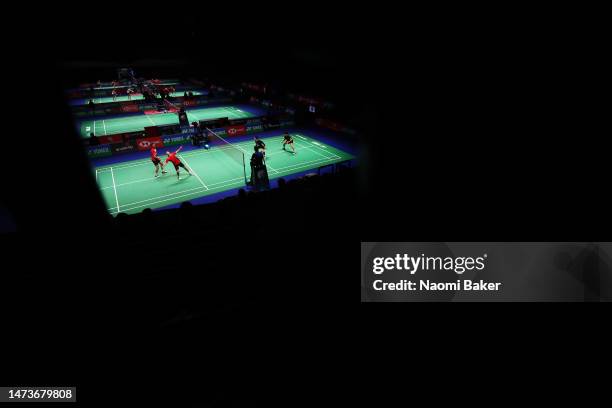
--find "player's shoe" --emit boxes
[155,174,159,178]
[162,171,167,174]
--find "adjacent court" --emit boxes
[80,105,254,138]
[69,90,205,106]
[95,133,354,215]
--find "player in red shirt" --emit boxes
[165,146,193,180]
[151,146,167,177]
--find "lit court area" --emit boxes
[95,133,354,215]
[79,105,255,137]
[69,90,205,106]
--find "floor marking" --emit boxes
[93,120,96,135]
[265,160,280,174]
[95,136,346,173]
[107,156,342,213]
[80,106,248,137]
[110,167,120,212]
[102,120,107,135]
[178,154,209,190]
[298,145,334,160]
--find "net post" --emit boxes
[242,152,247,185]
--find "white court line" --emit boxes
[146,115,156,126]
[178,154,209,190]
[95,144,254,172]
[95,169,98,182]
[96,136,345,173]
[110,156,341,214]
[106,155,338,210]
[98,145,290,183]
[100,174,245,191]
[297,145,334,160]
[93,120,96,135]
[110,167,120,212]
[102,120,107,135]
[292,139,341,159]
[108,156,341,213]
[261,136,340,160]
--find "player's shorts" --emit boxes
[152,157,162,165]
[173,162,185,170]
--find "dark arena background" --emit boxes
[2,17,375,406]
[1,10,607,406]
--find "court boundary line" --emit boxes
[95,136,347,173]
[110,167,120,212]
[100,145,337,192]
[101,174,246,192]
[102,120,107,135]
[108,155,344,214]
[80,106,248,138]
[178,154,209,190]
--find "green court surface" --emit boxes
[92,81,180,90]
[95,134,354,215]
[81,106,252,138]
[79,91,204,105]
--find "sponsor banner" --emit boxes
[121,103,139,113]
[162,134,191,146]
[205,127,227,137]
[183,99,198,107]
[246,124,263,133]
[181,125,195,135]
[87,144,112,158]
[136,136,163,151]
[112,142,136,154]
[230,117,261,126]
[98,134,124,145]
[225,124,247,137]
[246,117,262,125]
